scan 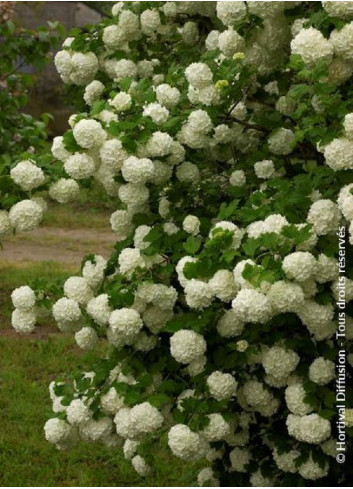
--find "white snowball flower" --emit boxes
[298,455,329,480]
[130,402,164,438]
[262,345,299,380]
[109,92,132,112]
[214,124,233,143]
[73,119,106,149]
[242,380,277,412]
[168,424,208,461]
[181,21,199,45]
[163,222,179,235]
[254,160,275,179]
[63,276,93,305]
[11,160,45,191]
[101,387,124,415]
[53,297,81,323]
[322,1,353,20]
[118,247,146,277]
[110,210,133,239]
[12,307,36,333]
[207,371,237,401]
[291,27,333,66]
[83,80,104,106]
[140,8,160,35]
[337,184,353,220]
[131,455,151,476]
[49,178,79,203]
[80,417,113,442]
[314,254,338,283]
[185,62,213,88]
[267,281,304,314]
[297,300,335,340]
[114,59,138,81]
[218,29,245,57]
[75,327,98,350]
[217,309,244,338]
[9,199,43,232]
[232,289,272,323]
[176,162,200,184]
[209,269,239,302]
[282,252,316,281]
[205,30,220,51]
[11,286,36,310]
[145,131,174,157]
[249,469,274,486]
[118,183,149,208]
[133,225,152,250]
[109,308,143,343]
[0,210,12,236]
[143,306,173,334]
[201,414,230,442]
[229,447,250,473]
[323,137,353,171]
[197,467,219,487]
[143,102,169,125]
[114,407,134,439]
[182,215,200,235]
[307,199,341,235]
[184,279,213,309]
[137,59,154,78]
[186,354,207,377]
[64,153,96,180]
[66,399,91,425]
[82,255,106,289]
[44,418,72,445]
[150,160,172,184]
[100,139,127,171]
[230,170,246,187]
[155,83,180,108]
[286,413,331,444]
[273,448,300,474]
[309,357,335,385]
[122,156,154,184]
[123,439,139,460]
[332,23,353,63]
[188,84,220,107]
[216,1,247,26]
[170,329,206,364]
[70,52,98,85]
[188,110,213,133]
[268,128,295,155]
[285,382,313,415]
[54,50,72,81]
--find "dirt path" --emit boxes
[1,226,117,266]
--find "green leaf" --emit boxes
[62,130,81,152]
[183,236,202,254]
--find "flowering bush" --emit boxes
[0,4,63,238]
[11,1,353,486]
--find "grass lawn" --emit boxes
[0,208,198,486]
[0,333,195,486]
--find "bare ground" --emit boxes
[1,226,116,266]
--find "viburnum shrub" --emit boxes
[9,1,353,486]
[0,3,63,237]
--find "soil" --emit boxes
[1,226,117,266]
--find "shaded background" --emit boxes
[14,1,103,134]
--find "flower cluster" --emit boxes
[11,1,353,486]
